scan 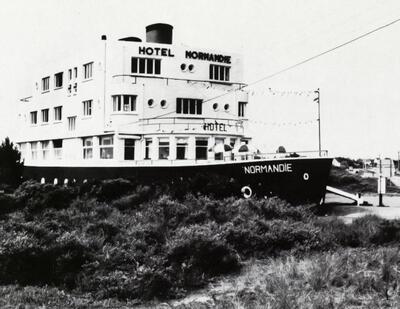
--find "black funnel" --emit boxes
[146,23,173,44]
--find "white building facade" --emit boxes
[17,23,250,168]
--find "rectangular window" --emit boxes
[19,143,27,159]
[196,100,202,115]
[41,141,49,160]
[176,137,188,160]
[209,64,230,82]
[124,139,135,160]
[83,100,92,116]
[54,72,63,88]
[158,138,169,160]
[238,101,247,117]
[30,111,37,124]
[112,95,137,112]
[147,59,153,74]
[145,138,152,159]
[182,98,189,114]
[68,69,72,80]
[30,142,38,160]
[154,59,161,74]
[42,76,50,91]
[214,138,224,160]
[131,58,138,73]
[99,136,113,159]
[68,116,76,131]
[41,109,49,123]
[74,67,78,79]
[196,138,208,160]
[54,106,62,121]
[139,58,146,73]
[82,137,93,159]
[131,57,161,75]
[53,139,63,159]
[176,98,203,115]
[83,62,93,79]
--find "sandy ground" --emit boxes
[323,193,400,222]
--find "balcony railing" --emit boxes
[138,117,246,134]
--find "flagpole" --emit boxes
[314,88,321,157]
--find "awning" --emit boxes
[213,143,233,153]
[224,144,233,151]
[233,144,258,153]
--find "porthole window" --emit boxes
[224,104,230,111]
[160,100,167,108]
[148,99,154,107]
[213,103,219,111]
[180,63,187,71]
[188,64,195,72]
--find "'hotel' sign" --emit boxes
[203,121,227,132]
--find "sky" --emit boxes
[1,0,400,159]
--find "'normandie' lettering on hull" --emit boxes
[244,163,293,174]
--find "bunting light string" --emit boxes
[248,119,317,127]
[249,88,317,97]
[266,88,315,97]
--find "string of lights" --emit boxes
[248,119,317,127]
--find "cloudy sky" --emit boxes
[1,0,400,158]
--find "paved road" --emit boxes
[323,193,400,222]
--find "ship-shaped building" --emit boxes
[16,23,332,203]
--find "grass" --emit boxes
[1,179,400,307]
[176,248,400,309]
[329,166,400,194]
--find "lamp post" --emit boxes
[314,88,321,157]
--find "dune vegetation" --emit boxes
[0,178,399,308]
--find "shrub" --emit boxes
[0,234,92,289]
[90,179,134,202]
[0,194,19,215]
[371,219,400,244]
[315,215,383,248]
[86,221,120,243]
[111,185,152,210]
[168,224,241,287]
[14,181,77,213]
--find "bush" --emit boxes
[371,219,400,244]
[90,179,134,202]
[168,224,241,287]
[0,234,92,289]
[86,221,120,243]
[14,181,77,213]
[111,185,152,210]
[0,194,19,215]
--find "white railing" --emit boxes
[138,117,246,134]
[119,150,329,167]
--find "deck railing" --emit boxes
[123,150,329,166]
[138,117,246,133]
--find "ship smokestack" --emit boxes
[146,23,173,44]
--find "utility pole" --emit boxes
[398,151,400,173]
[314,88,321,157]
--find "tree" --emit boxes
[0,137,24,187]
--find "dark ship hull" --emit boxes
[23,157,332,204]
